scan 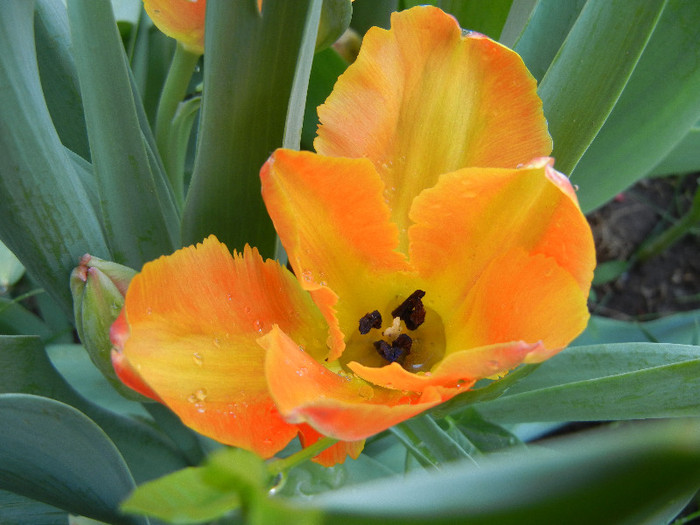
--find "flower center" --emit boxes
[344,290,446,373]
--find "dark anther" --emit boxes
[391,290,426,330]
[359,310,383,335]
[374,334,413,364]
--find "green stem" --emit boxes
[637,180,700,262]
[267,437,338,476]
[155,43,201,208]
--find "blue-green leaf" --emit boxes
[0,336,189,483]
[0,489,68,525]
[182,0,323,257]
[0,0,110,314]
[34,0,91,160]
[68,0,179,267]
[0,393,144,525]
[311,419,700,524]
[472,343,700,423]
[572,0,700,211]
[538,0,667,176]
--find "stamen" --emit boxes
[391,289,426,330]
[374,333,412,364]
[358,310,382,335]
[382,316,402,339]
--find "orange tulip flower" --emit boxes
[143,0,206,55]
[111,6,595,466]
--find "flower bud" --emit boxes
[70,254,145,400]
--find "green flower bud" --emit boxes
[70,254,145,400]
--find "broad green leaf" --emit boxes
[650,125,700,176]
[400,0,513,40]
[391,415,477,469]
[448,409,524,453]
[302,47,348,150]
[472,343,700,423]
[0,240,24,292]
[68,0,179,267]
[351,0,397,34]
[47,344,148,417]
[506,0,587,80]
[34,0,91,160]
[182,0,322,257]
[311,419,700,524]
[0,298,54,340]
[0,489,68,525]
[539,0,667,176]
[0,336,189,483]
[0,0,111,314]
[575,312,700,346]
[0,394,144,525]
[572,0,700,211]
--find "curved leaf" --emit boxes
[312,419,700,524]
[0,0,110,314]
[182,0,323,256]
[572,0,700,211]
[472,343,700,423]
[539,0,667,175]
[34,0,90,160]
[68,0,179,267]
[0,489,67,525]
[0,336,189,483]
[0,394,145,525]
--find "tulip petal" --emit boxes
[262,325,453,441]
[115,236,328,458]
[144,0,206,54]
[348,341,539,392]
[315,6,551,246]
[261,149,411,360]
[409,161,594,355]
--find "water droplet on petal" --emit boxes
[146,307,152,315]
[194,388,207,401]
[301,270,313,282]
[213,337,221,348]
[195,402,206,414]
[254,320,263,332]
[192,352,203,366]
[296,367,308,377]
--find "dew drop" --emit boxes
[296,367,308,377]
[227,293,233,301]
[244,305,252,314]
[195,402,206,414]
[194,388,208,401]
[146,307,152,315]
[301,270,313,282]
[192,352,204,366]
[213,337,222,348]
[254,320,263,332]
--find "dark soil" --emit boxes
[587,173,700,320]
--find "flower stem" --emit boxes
[268,437,338,476]
[155,43,201,208]
[636,180,700,262]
